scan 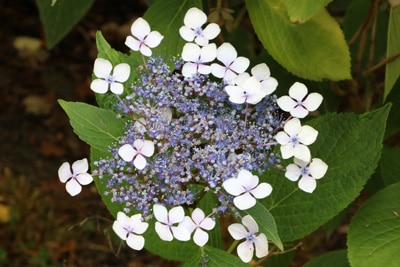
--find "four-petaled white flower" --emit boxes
[153,204,190,241]
[225,76,267,105]
[285,158,328,193]
[179,7,221,46]
[112,211,149,250]
[277,82,323,118]
[275,118,318,162]
[211,42,249,83]
[181,43,217,77]
[58,158,93,196]
[222,169,272,210]
[118,139,155,170]
[179,208,216,246]
[125,17,164,57]
[228,215,269,263]
[90,58,130,95]
[233,63,278,95]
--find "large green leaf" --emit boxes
[283,0,332,23]
[182,246,250,267]
[348,182,400,267]
[245,0,351,81]
[303,249,350,267]
[378,146,400,186]
[36,0,94,49]
[261,104,391,241]
[384,7,400,101]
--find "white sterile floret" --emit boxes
[228,215,269,263]
[275,118,318,162]
[118,139,155,170]
[153,204,190,241]
[125,17,164,57]
[90,58,130,95]
[277,82,323,118]
[225,76,267,105]
[58,158,93,196]
[179,7,221,46]
[250,63,278,94]
[181,43,217,77]
[211,42,250,83]
[179,208,216,246]
[112,211,149,250]
[222,169,272,210]
[285,158,328,193]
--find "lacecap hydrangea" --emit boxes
[58,7,328,263]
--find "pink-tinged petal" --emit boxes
[285,163,301,181]
[277,96,297,112]
[200,43,217,63]
[133,154,147,170]
[76,173,93,185]
[202,23,221,40]
[126,234,145,250]
[65,179,82,196]
[275,131,290,145]
[153,204,168,223]
[90,79,109,94]
[290,106,309,118]
[280,144,295,159]
[140,140,155,157]
[184,7,207,29]
[125,36,141,51]
[145,31,164,48]
[182,62,199,77]
[118,144,136,162]
[130,17,151,40]
[261,77,278,95]
[237,170,258,189]
[222,178,245,196]
[113,221,128,240]
[223,69,239,83]
[302,92,323,111]
[171,225,190,241]
[139,45,152,57]
[237,241,254,263]
[169,206,185,224]
[251,63,270,81]
[197,64,211,75]
[179,216,196,234]
[155,222,173,241]
[110,82,124,95]
[191,208,205,224]
[242,215,258,233]
[298,175,317,193]
[227,223,247,240]
[210,63,227,78]
[113,63,130,82]
[133,139,144,150]
[298,125,318,145]
[308,158,328,179]
[225,85,245,104]
[182,43,201,62]
[179,26,195,42]
[254,234,269,258]
[58,162,72,183]
[131,218,149,235]
[246,90,266,105]
[284,118,302,136]
[93,58,112,78]
[230,57,250,74]
[200,217,215,230]
[288,82,308,101]
[71,158,89,174]
[251,183,272,199]
[216,43,237,65]
[193,228,209,246]
[293,144,311,162]
[234,193,256,210]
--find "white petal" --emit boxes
[222,178,245,196]
[110,82,124,95]
[171,225,190,241]
[293,144,311,162]
[290,106,309,118]
[130,17,151,40]
[153,204,168,223]
[227,223,247,240]
[289,82,308,101]
[237,241,254,263]
[242,215,258,233]
[113,213,129,240]
[202,23,221,41]
[298,176,317,193]
[71,158,89,174]
[275,131,290,145]
[285,163,301,181]
[118,144,136,162]
[199,217,215,231]
[134,154,147,170]
[194,35,209,47]
[225,85,245,104]
[182,62,198,77]
[76,173,93,185]
[251,183,272,199]
[294,157,309,167]
[234,193,256,210]
[308,158,328,179]
[193,228,209,246]
[179,26,195,42]
[58,162,72,183]
[197,64,211,75]
[179,216,196,234]
[93,58,112,79]
[260,77,278,94]
[126,234,145,250]
[113,63,130,82]
[139,45,152,57]
[130,214,149,234]
[280,143,295,159]
[184,7,207,29]
[169,206,185,224]
[302,92,323,111]
[284,118,302,136]
[211,63,227,78]
[155,222,173,241]
[191,208,205,224]
[182,43,201,62]
[234,72,250,87]
[216,43,237,65]
[277,96,297,112]
[90,79,109,94]
[230,57,250,74]
[140,140,155,157]
[125,36,141,51]
[200,43,217,63]
[251,63,270,81]
[65,179,82,196]
[237,170,258,190]
[298,125,318,145]
[144,31,164,48]
[254,234,269,258]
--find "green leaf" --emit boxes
[245,0,351,81]
[182,246,250,267]
[348,182,400,267]
[58,100,125,153]
[283,0,332,23]
[384,7,400,101]
[36,0,94,48]
[262,104,391,241]
[303,249,350,267]
[379,146,400,186]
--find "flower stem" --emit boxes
[226,240,239,254]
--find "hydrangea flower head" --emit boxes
[125,17,164,57]
[153,204,190,241]
[285,158,328,193]
[179,208,216,246]
[277,82,323,118]
[118,139,155,170]
[181,43,217,77]
[112,212,149,250]
[225,76,267,104]
[90,58,130,95]
[223,169,272,210]
[179,7,221,46]
[228,215,269,263]
[58,158,93,196]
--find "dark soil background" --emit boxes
[0,1,347,266]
